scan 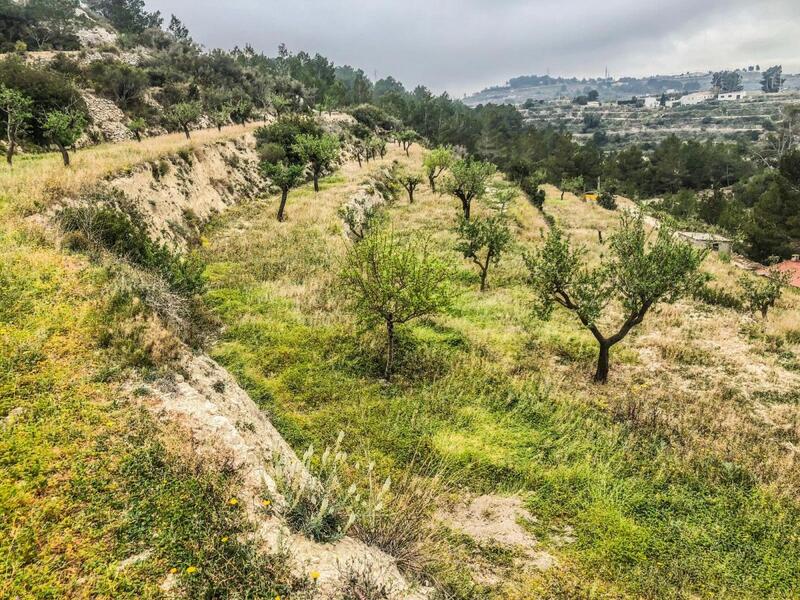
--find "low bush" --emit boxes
[57,200,205,296]
[271,431,357,543]
[693,282,744,311]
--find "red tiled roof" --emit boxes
[757,260,800,288]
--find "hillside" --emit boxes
[2,3,800,599]
[465,70,800,106]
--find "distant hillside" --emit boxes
[465,69,800,106]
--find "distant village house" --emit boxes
[675,231,733,253]
[757,255,800,288]
[718,91,747,101]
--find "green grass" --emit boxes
[0,194,302,599]
[199,168,800,599]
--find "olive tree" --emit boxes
[456,214,512,291]
[43,109,86,166]
[423,146,454,192]
[443,158,496,221]
[525,214,706,383]
[340,230,452,380]
[397,168,423,203]
[0,84,33,166]
[261,161,305,222]
[293,133,340,192]
[739,267,790,319]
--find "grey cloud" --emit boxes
[145,0,800,96]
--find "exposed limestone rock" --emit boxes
[80,90,134,144]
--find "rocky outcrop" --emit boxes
[80,90,134,144]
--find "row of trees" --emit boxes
[337,143,709,383]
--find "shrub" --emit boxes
[271,431,357,543]
[693,282,743,311]
[57,201,205,296]
[597,190,618,210]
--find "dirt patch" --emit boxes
[439,494,555,585]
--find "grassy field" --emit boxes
[0,125,305,599]
[200,143,800,598]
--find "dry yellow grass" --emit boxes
[0,124,261,219]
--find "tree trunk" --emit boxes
[313,172,320,193]
[56,142,70,167]
[277,189,289,221]
[560,190,565,201]
[356,155,362,168]
[479,266,488,291]
[217,124,222,132]
[428,176,436,192]
[407,188,414,203]
[182,124,190,139]
[6,139,15,166]
[761,306,769,320]
[384,319,395,381]
[133,130,141,142]
[462,198,471,221]
[594,341,611,383]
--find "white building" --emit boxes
[642,96,660,109]
[679,92,714,106]
[718,91,746,101]
[675,232,733,253]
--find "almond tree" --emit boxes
[127,117,146,141]
[423,146,454,192]
[0,84,33,166]
[340,230,452,380]
[526,214,706,382]
[397,129,419,156]
[739,266,790,319]
[456,213,512,291]
[443,158,496,220]
[261,161,305,221]
[293,133,340,192]
[43,109,86,166]
[397,168,423,203]
[165,101,201,139]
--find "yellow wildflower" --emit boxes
[221,536,229,543]
[186,566,198,574]
[262,499,271,507]
[169,567,177,574]
[228,497,239,506]
[310,570,320,581]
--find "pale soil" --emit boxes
[134,349,428,598]
[439,494,556,585]
[108,134,266,249]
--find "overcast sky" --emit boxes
[144,0,800,97]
